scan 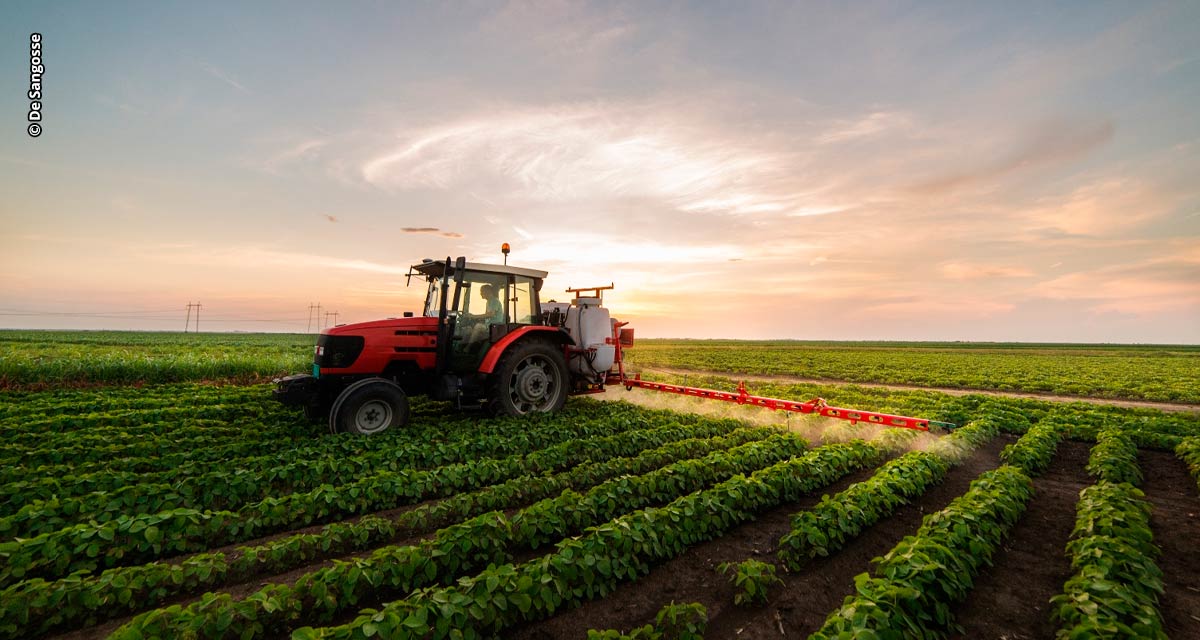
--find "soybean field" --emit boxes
[1,332,1199,639]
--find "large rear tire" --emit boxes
[486,339,568,417]
[329,378,410,435]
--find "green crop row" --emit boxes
[0,415,308,470]
[109,432,819,639]
[0,382,266,422]
[0,398,674,512]
[624,340,1200,402]
[777,414,1005,568]
[298,440,884,640]
[1,405,711,537]
[0,403,491,510]
[1050,481,1165,639]
[1179,437,1200,492]
[810,465,1035,638]
[1,398,270,436]
[1086,428,1142,486]
[778,450,949,569]
[0,417,746,588]
[3,426,776,639]
[3,419,298,465]
[0,333,309,388]
[1000,419,1066,475]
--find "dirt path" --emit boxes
[948,438,1092,640]
[637,366,1200,414]
[506,435,1012,639]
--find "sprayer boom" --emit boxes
[615,374,954,431]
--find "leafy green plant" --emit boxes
[718,559,781,606]
[779,450,949,568]
[1086,428,1142,485]
[1178,437,1200,491]
[654,602,707,639]
[810,465,1035,639]
[1050,481,1165,640]
[108,432,820,639]
[1000,419,1064,475]
[294,440,884,639]
[5,426,773,638]
[586,602,706,640]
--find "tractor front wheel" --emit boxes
[329,378,410,435]
[487,340,568,417]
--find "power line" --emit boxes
[0,309,181,316]
[0,306,321,331]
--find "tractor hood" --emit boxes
[324,316,438,335]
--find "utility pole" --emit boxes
[316,303,323,330]
[184,302,202,333]
[307,303,319,333]
[325,311,339,328]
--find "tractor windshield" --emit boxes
[422,278,441,317]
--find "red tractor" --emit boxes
[274,255,628,434]
[275,252,953,434]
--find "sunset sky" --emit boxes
[2,1,1198,341]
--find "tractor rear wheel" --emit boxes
[329,378,410,435]
[487,339,568,417]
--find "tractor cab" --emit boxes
[410,258,548,372]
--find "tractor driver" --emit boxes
[465,284,504,345]
[479,284,503,324]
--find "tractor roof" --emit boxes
[411,259,548,280]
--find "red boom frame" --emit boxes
[603,321,953,432]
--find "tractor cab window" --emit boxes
[454,271,507,320]
[510,276,536,325]
[449,270,507,357]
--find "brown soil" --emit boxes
[505,436,1013,639]
[1138,450,1200,639]
[946,438,1092,640]
[641,366,1200,414]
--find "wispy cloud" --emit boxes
[816,111,913,144]
[198,62,249,93]
[940,262,1034,280]
[359,103,813,217]
[402,227,463,238]
[1030,246,1200,314]
[1022,178,1172,236]
[258,138,327,175]
[908,118,1115,195]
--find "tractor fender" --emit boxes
[478,326,574,374]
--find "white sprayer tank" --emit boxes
[564,297,615,378]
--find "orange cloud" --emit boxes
[940,262,1034,280]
